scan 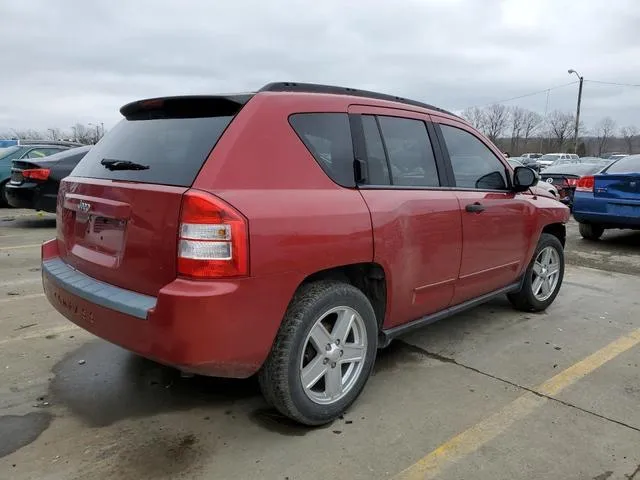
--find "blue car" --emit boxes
[573,154,640,240]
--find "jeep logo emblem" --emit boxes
[78,201,91,213]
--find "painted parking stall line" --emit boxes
[0,243,42,251]
[395,327,640,480]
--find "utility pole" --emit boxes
[568,69,583,154]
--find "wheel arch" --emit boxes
[541,222,566,247]
[300,262,388,330]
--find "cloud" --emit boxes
[2,0,639,132]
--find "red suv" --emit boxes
[42,83,569,425]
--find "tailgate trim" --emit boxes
[43,258,157,319]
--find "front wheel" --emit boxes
[259,281,378,425]
[579,222,604,240]
[508,233,565,312]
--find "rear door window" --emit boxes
[374,116,440,187]
[361,115,390,185]
[289,113,355,186]
[440,124,508,190]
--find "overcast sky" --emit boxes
[2,0,639,134]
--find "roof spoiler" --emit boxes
[120,95,253,120]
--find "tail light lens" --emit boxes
[22,168,50,181]
[177,189,248,278]
[564,178,578,187]
[576,176,595,192]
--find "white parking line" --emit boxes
[0,293,45,304]
[0,243,42,251]
[0,277,41,288]
[0,324,80,345]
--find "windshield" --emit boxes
[540,154,561,161]
[0,146,20,160]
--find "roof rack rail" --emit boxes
[259,82,458,118]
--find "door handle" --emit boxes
[465,202,486,213]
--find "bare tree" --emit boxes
[461,107,486,132]
[484,104,508,143]
[521,111,543,150]
[508,106,526,153]
[546,111,575,150]
[70,123,94,145]
[620,125,638,154]
[595,117,617,156]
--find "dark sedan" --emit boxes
[6,146,91,212]
[539,162,607,208]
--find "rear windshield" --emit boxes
[605,155,640,174]
[71,116,233,186]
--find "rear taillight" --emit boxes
[576,176,594,192]
[22,168,50,181]
[564,178,578,187]
[177,189,248,279]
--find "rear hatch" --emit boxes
[56,95,250,296]
[594,155,640,216]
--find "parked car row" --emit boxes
[0,140,84,206]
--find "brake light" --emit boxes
[22,168,50,181]
[564,178,578,187]
[177,189,248,278]
[576,176,594,192]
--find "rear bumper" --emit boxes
[5,182,57,213]
[573,193,640,228]
[42,239,303,378]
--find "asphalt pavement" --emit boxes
[1,210,639,480]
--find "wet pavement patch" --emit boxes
[106,433,203,480]
[0,412,52,458]
[50,340,260,427]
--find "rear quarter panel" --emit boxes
[193,92,374,280]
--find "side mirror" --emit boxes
[513,166,537,192]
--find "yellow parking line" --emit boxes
[0,293,45,304]
[395,327,640,480]
[0,243,42,251]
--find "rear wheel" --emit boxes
[259,281,377,425]
[508,233,564,312]
[0,181,9,207]
[579,222,604,240]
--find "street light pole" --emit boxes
[568,69,583,154]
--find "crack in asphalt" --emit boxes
[627,464,640,480]
[399,340,640,435]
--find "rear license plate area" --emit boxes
[607,204,640,216]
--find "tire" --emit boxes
[0,181,9,207]
[579,222,604,241]
[258,280,378,425]
[508,233,565,312]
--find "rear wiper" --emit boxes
[100,158,149,171]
